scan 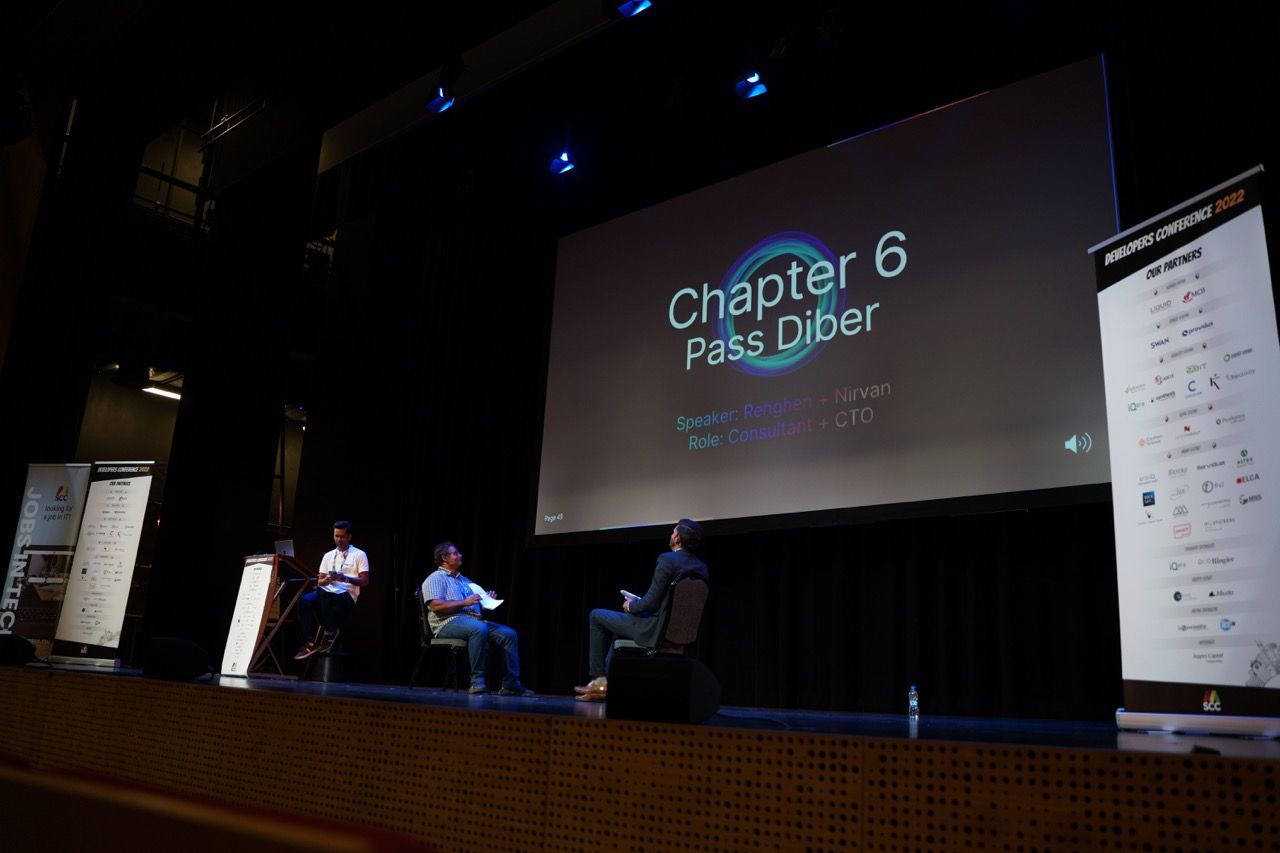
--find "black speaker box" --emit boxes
[606,655,721,723]
[0,634,37,666]
[143,637,211,681]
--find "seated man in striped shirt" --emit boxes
[421,541,533,696]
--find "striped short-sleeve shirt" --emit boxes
[422,568,480,633]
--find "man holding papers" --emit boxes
[421,541,533,696]
[575,518,708,702]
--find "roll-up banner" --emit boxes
[221,554,277,677]
[51,462,156,665]
[1093,167,1280,735]
[2,464,92,658]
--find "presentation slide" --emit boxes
[1096,168,1280,715]
[536,58,1117,535]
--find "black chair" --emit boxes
[409,587,468,689]
[613,575,709,657]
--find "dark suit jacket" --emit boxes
[628,548,709,648]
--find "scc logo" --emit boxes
[1202,689,1222,712]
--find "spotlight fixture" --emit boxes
[616,0,652,16]
[424,86,455,114]
[426,54,463,115]
[734,71,767,100]
[549,151,575,174]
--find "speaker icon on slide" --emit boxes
[1064,432,1093,454]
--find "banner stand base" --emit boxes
[1117,708,1280,738]
[47,655,117,669]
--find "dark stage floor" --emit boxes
[42,660,1280,760]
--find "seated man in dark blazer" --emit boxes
[575,518,708,701]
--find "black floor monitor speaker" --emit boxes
[606,655,721,724]
[0,634,37,666]
[143,637,212,681]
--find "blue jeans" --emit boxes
[588,608,647,678]
[436,616,523,689]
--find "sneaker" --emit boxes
[498,684,535,697]
[467,684,488,694]
[293,642,317,661]
[315,629,339,654]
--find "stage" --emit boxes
[3,663,1278,851]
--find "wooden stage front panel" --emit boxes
[2,669,1276,851]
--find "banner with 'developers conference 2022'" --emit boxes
[51,462,156,665]
[1095,167,1280,729]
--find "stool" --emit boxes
[303,650,348,683]
[301,629,347,683]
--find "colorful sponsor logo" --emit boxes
[1203,689,1222,712]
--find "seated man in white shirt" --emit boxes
[294,520,369,660]
[421,541,532,696]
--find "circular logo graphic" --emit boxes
[715,231,845,377]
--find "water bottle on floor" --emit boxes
[908,684,919,721]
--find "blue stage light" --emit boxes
[550,151,575,174]
[734,72,767,100]
[616,0,652,16]
[425,86,455,114]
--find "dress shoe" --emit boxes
[574,689,607,702]
[574,678,607,694]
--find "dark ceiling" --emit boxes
[5,1,1276,389]
[12,2,1276,227]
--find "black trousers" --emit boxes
[297,589,356,643]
